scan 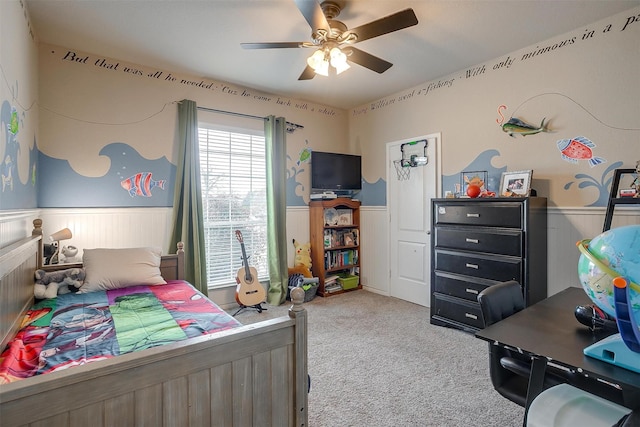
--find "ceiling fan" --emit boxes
[241,0,418,80]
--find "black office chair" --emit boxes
[477,281,566,407]
[478,281,530,406]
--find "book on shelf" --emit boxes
[325,274,340,283]
[324,249,358,269]
[324,283,343,293]
[324,228,359,248]
[336,209,353,225]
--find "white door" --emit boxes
[387,134,441,306]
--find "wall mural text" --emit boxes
[352,12,639,117]
[56,50,340,118]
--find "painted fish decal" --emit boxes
[8,107,19,135]
[501,117,548,137]
[298,147,312,165]
[121,172,166,197]
[556,136,606,167]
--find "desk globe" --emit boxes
[577,224,640,373]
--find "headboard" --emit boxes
[0,234,41,351]
[33,219,185,280]
[0,219,185,349]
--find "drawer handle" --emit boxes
[466,288,479,295]
[465,263,479,269]
[465,238,479,244]
[466,213,480,218]
[465,313,478,320]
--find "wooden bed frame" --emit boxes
[0,220,308,426]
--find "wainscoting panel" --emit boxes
[37,208,174,257]
[546,207,639,296]
[0,210,40,248]
[361,206,639,300]
[360,207,389,295]
[284,206,310,268]
[3,205,638,305]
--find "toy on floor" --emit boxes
[34,267,86,299]
[288,264,312,278]
[292,239,312,270]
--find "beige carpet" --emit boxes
[237,289,525,426]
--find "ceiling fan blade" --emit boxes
[345,47,393,74]
[298,65,316,80]
[345,8,418,44]
[241,42,305,49]
[295,0,331,34]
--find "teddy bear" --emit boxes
[292,239,312,270]
[34,268,86,299]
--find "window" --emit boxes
[198,125,268,288]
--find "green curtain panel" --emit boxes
[265,116,289,305]
[170,100,208,294]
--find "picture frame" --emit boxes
[343,232,354,246]
[499,170,533,197]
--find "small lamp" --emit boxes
[49,228,72,264]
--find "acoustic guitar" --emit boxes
[235,230,267,307]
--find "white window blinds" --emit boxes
[198,126,268,288]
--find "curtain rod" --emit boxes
[196,106,304,133]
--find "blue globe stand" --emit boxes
[583,277,640,374]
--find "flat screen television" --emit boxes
[311,151,362,192]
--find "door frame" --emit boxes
[386,133,442,302]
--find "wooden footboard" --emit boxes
[0,223,308,427]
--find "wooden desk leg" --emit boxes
[523,356,548,427]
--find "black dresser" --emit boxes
[430,197,548,332]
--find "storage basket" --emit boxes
[338,274,359,290]
[287,274,318,302]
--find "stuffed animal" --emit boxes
[60,245,81,263]
[288,264,312,278]
[34,268,86,299]
[292,239,312,270]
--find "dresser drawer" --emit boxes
[433,271,497,302]
[434,249,522,282]
[432,294,484,329]
[434,226,522,256]
[434,202,522,228]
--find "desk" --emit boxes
[476,287,640,412]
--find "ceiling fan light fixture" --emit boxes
[307,48,330,76]
[329,47,350,74]
[307,49,324,68]
[315,58,330,76]
[243,1,418,81]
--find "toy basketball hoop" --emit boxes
[394,139,428,181]
[394,160,412,180]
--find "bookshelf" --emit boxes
[309,198,362,296]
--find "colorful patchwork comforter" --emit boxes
[0,280,241,384]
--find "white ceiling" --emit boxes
[25,0,639,110]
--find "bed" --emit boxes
[0,220,308,426]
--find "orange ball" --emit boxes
[466,184,481,198]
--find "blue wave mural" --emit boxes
[442,150,505,195]
[563,161,623,207]
[38,142,176,207]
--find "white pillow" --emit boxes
[79,247,167,293]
